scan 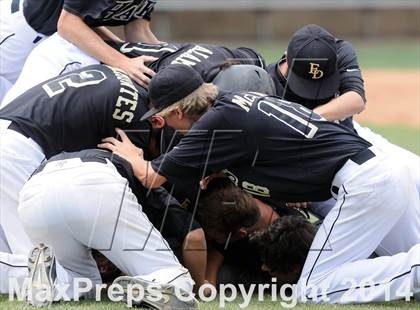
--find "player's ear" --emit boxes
[237,227,248,239]
[175,107,184,120]
[150,115,166,129]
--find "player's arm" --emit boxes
[313,40,366,122]
[313,91,365,121]
[93,26,124,43]
[99,129,166,188]
[57,10,157,87]
[206,247,224,287]
[124,19,160,44]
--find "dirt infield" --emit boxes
[354,70,419,127]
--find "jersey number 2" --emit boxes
[42,70,107,98]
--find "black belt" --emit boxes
[349,148,375,165]
[8,122,30,138]
[331,148,376,195]
[32,156,108,177]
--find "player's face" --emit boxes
[165,110,196,134]
[261,263,300,284]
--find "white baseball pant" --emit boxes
[0,119,45,293]
[353,121,420,197]
[298,147,420,303]
[18,158,194,299]
[0,0,46,86]
[1,33,98,108]
[0,76,12,104]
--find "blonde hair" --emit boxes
[157,83,218,119]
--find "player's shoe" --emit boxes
[113,275,199,309]
[26,243,57,307]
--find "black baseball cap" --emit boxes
[140,64,204,121]
[286,24,339,100]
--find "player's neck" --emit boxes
[249,199,280,231]
[278,61,288,79]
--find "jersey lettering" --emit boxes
[258,98,323,138]
[231,92,263,112]
[42,70,107,97]
[171,45,213,67]
[119,43,178,55]
[110,67,140,124]
[103,0,153,21]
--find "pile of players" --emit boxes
[0,1,419,308]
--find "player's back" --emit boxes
[207,92,371,201]
[0,65,150,159]
[152,43,265,82]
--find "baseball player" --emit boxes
[251,216,420,303]
[99,64,419,303]
[266,24,420,203]
[0,0,159,98]
[0,64,153,293]
[1,34,264,107]
[17,149,197,308]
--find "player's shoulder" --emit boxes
[217,91,267,111]
[335,39,359,67]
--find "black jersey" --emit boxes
[23,0,156,35]
[151,91,371,203]
[107,41,182,60]
[267,39,365,130]
[0,65,152,159]
[109,42,265,82]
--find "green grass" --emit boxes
[220,39,419,69]
[360,124,420,155]
[1,294,419,310]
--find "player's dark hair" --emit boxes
[197,177,260,237]
[219,59,241,70]
[250,216,316,274]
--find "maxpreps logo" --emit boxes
[103,0,156,22]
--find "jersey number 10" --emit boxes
[258,98,324,138]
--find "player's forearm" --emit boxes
[133,158,167,189]
[124,19,160,44]
[93,26,124,43]
[205,248,224,287]
[58,11,129,68]
[313,91,365,122]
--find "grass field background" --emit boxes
[0,41,418,308]
[248,39,420,70]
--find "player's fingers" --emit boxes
[139,55,158,64]
[131,74,148,88]
[134,72,151,86]
[115,128,130,143]
[101,137,120,144]
[137,65,156,77]
[97,142,117,151]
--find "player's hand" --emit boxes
[98,128,144,165]
[286,202,309,209]
[116,55,157,88]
